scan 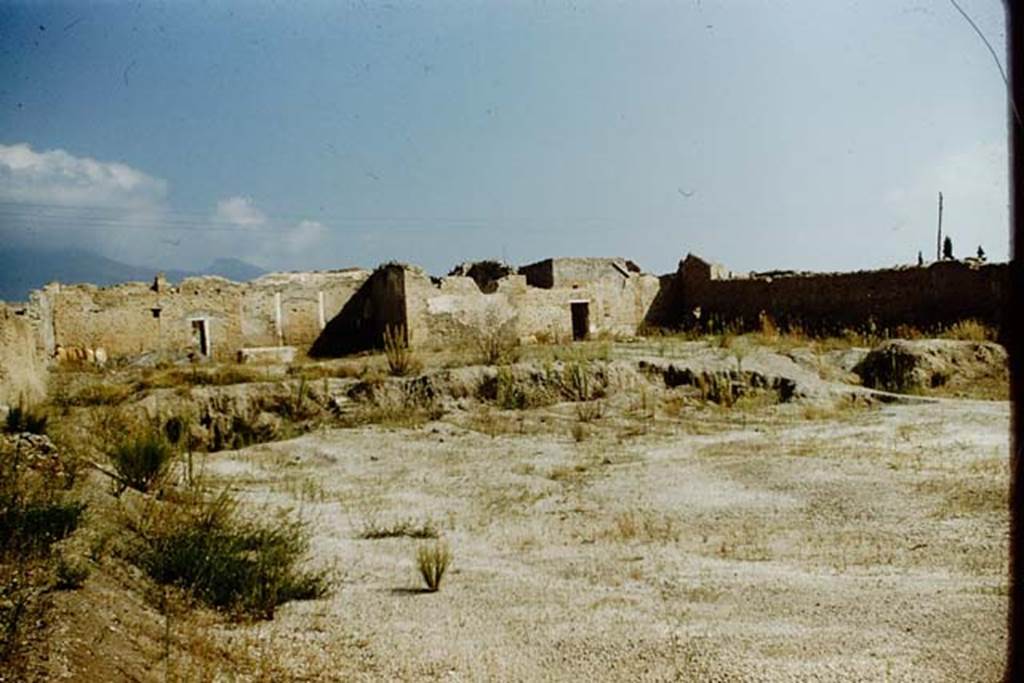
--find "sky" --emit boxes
[0,0,1011,276]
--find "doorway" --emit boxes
[570,301,589,341]
[190,319,210,357]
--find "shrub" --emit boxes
[475,317,521,366]
[416,541,452,592]
[570,422,587,443]
[561,360,604,402]
[495,367,530,409]
[0,499,85,556]
[131,491,328,618]
[108,430,176,493]
[53,554,90,590]
[383,325,419,377]
[4,400,47,435]
[59,383,133,408]
[575,400,604,423]
[942,319,996,342]
[358,517,438,540]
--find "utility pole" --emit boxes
[935,192,943,262]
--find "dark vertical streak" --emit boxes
[1006,2,1022,681]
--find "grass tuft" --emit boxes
[416,541,452,592]
[358,517,439,540]
[383,324,419,377]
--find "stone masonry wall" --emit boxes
[34,270,370,362]
[0,305,46,406]
[666,254,1010,333]
[403,265,661,349]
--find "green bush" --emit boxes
[54,554,90,590]
[495,367,530,409]
[108,431,176,493]
[4,401,47,435]
[132,492,328,618]
[0,442,85,556]
[0,499,85,556]
[383,324,419,377]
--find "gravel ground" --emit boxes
[198,394,1008,682]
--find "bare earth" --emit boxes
[23,339,1009,682]
[197,396,1008,681]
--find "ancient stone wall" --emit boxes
[309,265,405,357]
[661,254,1010,333]
[34,270,370,362]
[403,263,660,350]
[0,305,46,406]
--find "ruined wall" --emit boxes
[36,270,371,362]
[309,265,405,356]
[403,265,661,349]
[664,254,1010,333]
[519,257,639,289]
[0,305,46,406]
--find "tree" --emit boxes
[942,236,954,260]
[977,245,986,261]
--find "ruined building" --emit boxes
[0,251,1011,404]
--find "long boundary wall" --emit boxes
[655,254,1010,333]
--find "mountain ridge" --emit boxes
[0,247,266,302]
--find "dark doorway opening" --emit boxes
[190,319,210,357]
[570,301,589,341]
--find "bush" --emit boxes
[108,430,176,493]
[383,325,419,377]
[495,367,531,409]
[131,491,328,618]
[416,541,452,592]
[475,320,521,366]
[358,517,438,540]
[575,400,604,423]
[942,319,996,342]
[4,401,47,435]
[54,554,90,590]
[0,499,85,556]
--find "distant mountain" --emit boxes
[0,247,266,302]
[205,257,266,283]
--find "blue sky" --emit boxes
[0,0,1010,276]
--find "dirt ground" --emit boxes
[18,339,1011,681]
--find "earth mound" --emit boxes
[855,339,1007,396]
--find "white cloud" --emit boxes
[215,195,267,227]
[0,142,167,209]
[285,219,327,254]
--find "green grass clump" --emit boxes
[0,499,85,556]
[0,442,84,557]
[383,324,419,377]
[131,492,328,619]
[941,319,997,342]
[4,401,48,435]
[416,541,452,592]
[53,554,90,590]
[358,517,439,540]
[108,430,176,493]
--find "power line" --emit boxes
[948,0,1021,126]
